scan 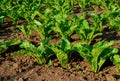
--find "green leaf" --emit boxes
[19,25,32,38]
[60,39,71,52]
[50,47,68,68]
[37,43,44,54]
[110,54,120,73]
[73,42,92,61]
[6,40,21,46]
[11,50,29,57]
[20,42,36,53]
[98,48,118,67]
[33,19,42,26]
[0,39,21,54]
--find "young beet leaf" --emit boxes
[49,0,76,40]
[110,54,120,73]
[77,0,89,11]
[33,8,54,40]
[0,39,21,54]
[18,11,46,39]
[1,1,20,24]
[51,0,73,21]
[109,17,120,34]
[19,25,32,39]
[12,39,51,65]
[108,5,120,18]
[48,39,72,68]
[76,19,102,45]
[73,40,118,73]
[52,19,77,40]
[90,13,108,32]
[91,41,118,72]
[33,19,45,40]
[0,11,6,25]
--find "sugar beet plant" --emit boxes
[73,40,118,73]
[50,0,77,40]
[90,13,108,32]
[110,54,120,73]
[13,39,53,65]
[76,16,102,45]
[48,38,73,68]
[108,5,120,34]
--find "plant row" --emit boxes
[0,0,120,73]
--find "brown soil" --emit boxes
[1,14,120,81]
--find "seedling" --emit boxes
[73,40,118,73]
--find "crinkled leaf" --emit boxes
[110,54,120,73]
[97,48,118,70]
[11,50,30,57]
[50,47,68,68]
[91,41,117,72]
[0,40,21,54]
[93,40,105,48]
[60,39,71,52]
[73,42,92,61]
[19,25,32,38]
[6,40,21,46]
[91,47,106,72]
[20,42,36,53]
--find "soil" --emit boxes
[1,7,120,81]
